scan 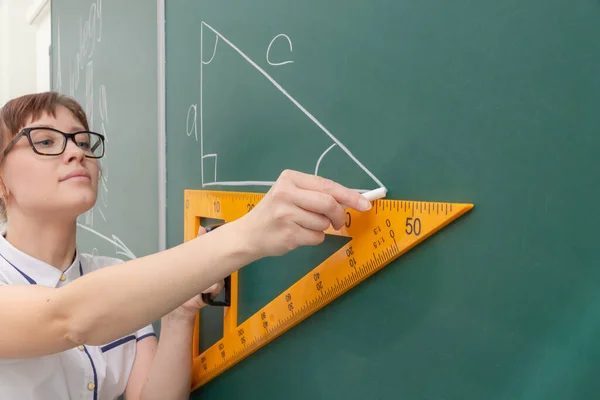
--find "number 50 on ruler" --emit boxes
[183,190,473,390]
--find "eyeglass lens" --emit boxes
[30,129,104,157]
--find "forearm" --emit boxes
[139,315,195,400]
[52,220,255,346]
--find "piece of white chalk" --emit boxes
[362,187,388,202]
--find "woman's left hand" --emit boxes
[166,226,225,322]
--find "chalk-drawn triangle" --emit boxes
[199,22,385,192]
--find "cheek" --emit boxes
[3,157,55,204]
[7,158,50,189]
[89,161,100,187]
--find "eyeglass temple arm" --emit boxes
[2,131,26,156]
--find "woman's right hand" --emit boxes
[236,169,373,258]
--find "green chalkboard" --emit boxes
[165,1,600,399]
[51,0,159,261]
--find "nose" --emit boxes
[62,136,86,163]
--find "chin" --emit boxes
[62,190,98,215]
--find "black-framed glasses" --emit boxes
[3,127,105,159]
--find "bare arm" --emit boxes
[126,231,225,400]
[129,316,195,400]
[122,336,159,400]
[0,170,371,359]
[124,288,226,400]
[0,220,252,358]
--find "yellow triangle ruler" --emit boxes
[183,190,473,390]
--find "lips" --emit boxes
[60,170,91,182]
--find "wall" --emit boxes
[0,0,51,106]
[0,0,9,104]
[33,4,51,92]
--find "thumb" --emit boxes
[197,225,207,237]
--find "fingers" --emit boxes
[202,281,224,299]
[280,170,371,212]
[293,207,333,231]
[240,169,374,259]
[197,225,207,237]
[199,280,225,307]
[202,281,223,295]
[291,188,345,230]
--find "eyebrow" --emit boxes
[27,124,86,132]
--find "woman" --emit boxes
[0,92,372,399]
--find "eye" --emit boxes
[30,129,63,149]
[77,141,91,150]
[33,139,54,147]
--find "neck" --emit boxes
[4,211,77,272]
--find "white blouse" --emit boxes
[0,233,155,400]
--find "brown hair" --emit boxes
[0,92,89,164]
[0,92,90,224]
